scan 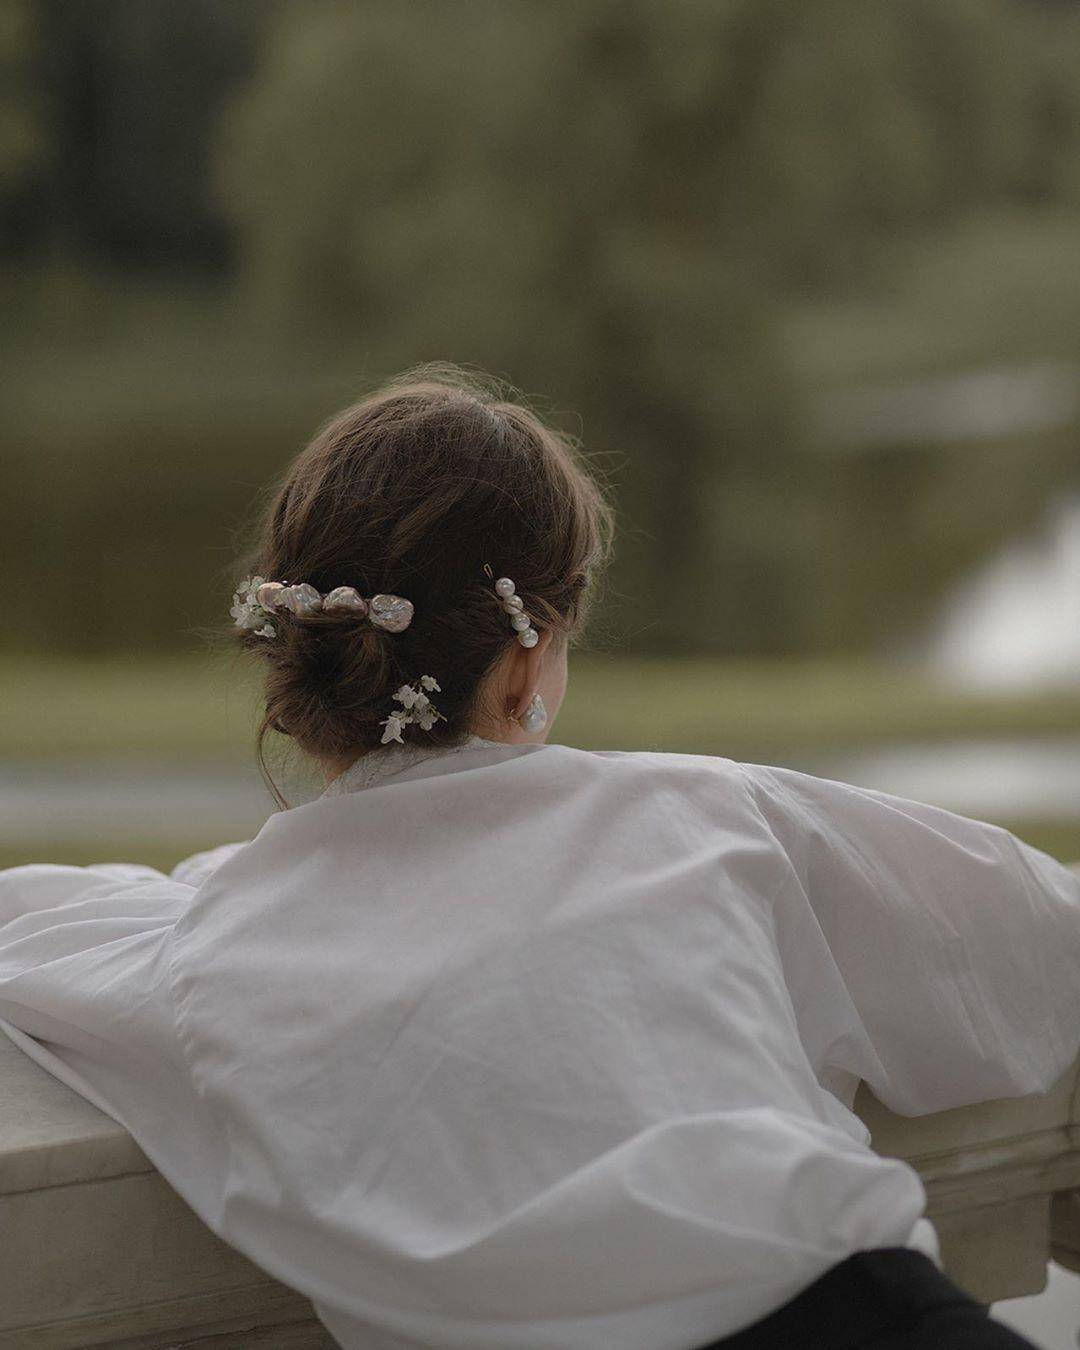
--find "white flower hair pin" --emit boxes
[380,676,446,744]
[230,576,277,638]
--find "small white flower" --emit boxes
[231,601,265,631]
[380,714,405,744]
[394,684,419,708]
[385,676,445,735]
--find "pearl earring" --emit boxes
[519,692,547,733]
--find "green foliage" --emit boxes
[0,0,48,217]
[4,1,1080,655]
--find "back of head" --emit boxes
[232,363,615,796]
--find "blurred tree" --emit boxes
[24,0,262,272]
[215,0,1080,654]
[0,0,49,253]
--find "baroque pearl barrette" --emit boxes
[230,576,414,639]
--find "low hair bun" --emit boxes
[260,617,396,763]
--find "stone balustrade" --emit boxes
[856,1052,1080,1303]
[3,1002,1079,1346]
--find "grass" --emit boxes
[557,654,1080,760]
[0,839,225,875]
[3,650,1080,763]
[0,652,261,761]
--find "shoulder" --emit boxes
[545,741,742,776]
[538,741,753,803]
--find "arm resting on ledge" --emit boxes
[3,1026,1079,1346]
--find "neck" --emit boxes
[318,728,533,790]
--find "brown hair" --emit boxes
[232,363,615,806]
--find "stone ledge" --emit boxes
[856,1044,1080,1302]
[0,1031,151,1196]
[0,1030,333,1349]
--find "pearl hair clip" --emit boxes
[230,575,414,639]
[487,570,539,648]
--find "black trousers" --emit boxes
[696,1248,1042,1349]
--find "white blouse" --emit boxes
[2,736,1079,1350]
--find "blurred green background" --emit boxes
[3,0,1080,870]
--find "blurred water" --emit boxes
[1,734,1078,853]
[808,735,1080,821]
[1,760,273,848]
[3,732,1080,853]
[912,488,1080,693]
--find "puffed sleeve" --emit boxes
[737,761,1080,1117]
[0,841,254,929]
[0,864,224,1212]
[0,863,191,1049]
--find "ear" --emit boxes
[509,627,554,720]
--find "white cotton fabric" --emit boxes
[2,735,1078,1350]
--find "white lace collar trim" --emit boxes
[319,734,515,798]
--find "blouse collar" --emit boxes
[319,734,516,798]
